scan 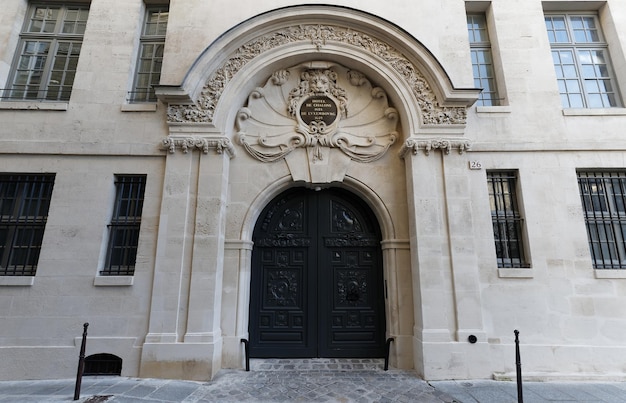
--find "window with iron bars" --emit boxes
[129,6,168,103]
[487,171,528,268]
[467,13,500,106]
[3,3,89,102]
[102,175,146,275]
[0,174,55,276]
[577,171,626,269]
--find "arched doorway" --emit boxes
[249,187,386,358]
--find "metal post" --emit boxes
[384,337,394,371]
[73,323,89,400]
[514,329,523,403]
[240,339,250,371]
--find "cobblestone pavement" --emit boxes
[0,359,456,402]
[0,359,625,402]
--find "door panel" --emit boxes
[249,188,385,358]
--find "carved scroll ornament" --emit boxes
[236,64,398,163]
[167,24,467,126]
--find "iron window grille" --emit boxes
[129,6,168,103]
[102,175,146,276]
[0,174,55,276]
[467,13,500,106]
[578,171,626,269]
[3,4,89,102]
[545,13,620,108]
[487,171,528,268]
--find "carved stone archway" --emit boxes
[143,5,481,381]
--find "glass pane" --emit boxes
[28,7,60,33]
[566,79,581,92]
[587,94,603,108]
[545,16,569,43]
[585,80,600,93]
[581,64,596,78]
[591,50,606,65]
[563,65,577,78]
[569,94,584,108]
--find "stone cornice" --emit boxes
[161,135,235,157]
[399,138,472,158]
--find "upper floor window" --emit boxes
[487,171,528,268]
[467,13,500,106]
[0,174,55,276]
[545,13,620,108]
[130,6,168,103]
[4,3,89,102]
[102,175,146,276]
[578,171,626,269]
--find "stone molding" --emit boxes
[399,137,472,158]
[162,135,235,157]
[166,23,468,126]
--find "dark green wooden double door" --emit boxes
[249,187,386,358]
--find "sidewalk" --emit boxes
[430,379,626,402]
[0,359,624,402]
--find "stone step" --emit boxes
[249,358,385,371]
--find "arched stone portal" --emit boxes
[141,5,482,381]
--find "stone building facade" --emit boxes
[1,0,626,381]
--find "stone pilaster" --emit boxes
[140,132,234,381]
[401,137,490,379]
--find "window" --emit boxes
[0,174,55,276]
[487,171,527,268]
[102,175,146,275]
[4,3,89,102]
[130,6,168,103]
[577,172,626,269]
[545,13,620,108]
[467,13,500,106]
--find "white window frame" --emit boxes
[467,13,500,106]
[4,3,89,102]
[129,5,168,103]
[545,12,621,108]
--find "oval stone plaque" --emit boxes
[299,95,338,126]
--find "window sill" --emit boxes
[0,101,68,111]
[594,269,626,279]
[498,268,534,278]
[475,105,512,114]
[0,276,34,286]
[562,108,626,116]
[94,275,134,286]
[121,103,157,112]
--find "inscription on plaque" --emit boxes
[299,96,338,126]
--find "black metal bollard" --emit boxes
[384,337,394,371]
[240,338,250,371]
[514,329,523,403]
[73,323,89,401]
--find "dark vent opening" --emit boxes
[84,353,122,376]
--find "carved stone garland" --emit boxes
[237,64,398,163]
[167,24,467,126]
